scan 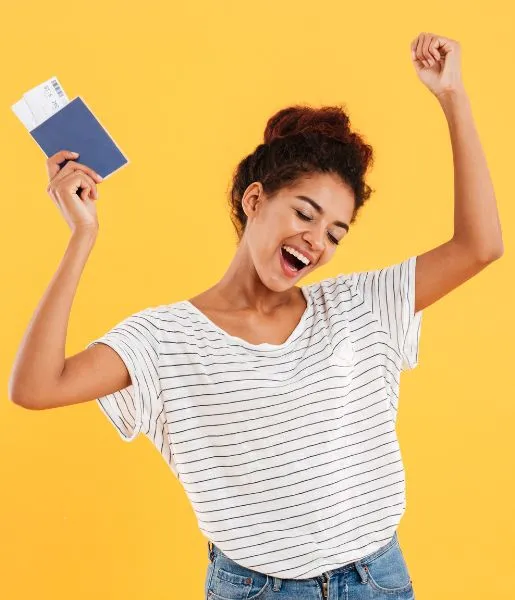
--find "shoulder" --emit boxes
[304,272,354,303]
[148,300,209,342]
[302,273,356,323]
[309,256,416,300]
[149,301,189,325]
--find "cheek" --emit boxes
[281,215,305,237]
[319,247,337,266]
[265,216,300,243]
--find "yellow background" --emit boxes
[1,1,513,598]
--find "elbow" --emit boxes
[8,383,40,410]
[481,245,504,263]
[455,241,505,264]
[9,389,31,409]
[9,392,32,409]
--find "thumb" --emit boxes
[46,150,79,180]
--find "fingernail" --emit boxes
[97,174,103,181]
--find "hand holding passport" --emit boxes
[11,76,129,212]
[44,149,104,232]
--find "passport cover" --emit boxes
[29,96,129,180]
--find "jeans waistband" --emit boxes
[206,531,399,580]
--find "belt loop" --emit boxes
[354,561,368,584]
[272,576,282,591]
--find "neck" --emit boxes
[208,244,300,314]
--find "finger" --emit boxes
[49,163,100,200]
[78,172,98,201]
[57,174,92,204]
[413,35,424,68]
[72,173,95,203]
[417,33,430,68]
[75,162,103,183]
[46,150,79,180]
[428,37,441,62]
[435,36,452,57]
[50,159,103,185]
[56,170,98,201]
[422,34,435,67]
[81,184,92,203]
[46,184,62,213]
[410,38,418,62]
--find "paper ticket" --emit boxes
[12,76,69,131]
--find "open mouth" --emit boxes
[280,245,310,274]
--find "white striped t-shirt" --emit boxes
[86,255,422,580]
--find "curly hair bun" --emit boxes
[263,104,352,145]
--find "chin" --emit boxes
[263,271,307,294]
[265,278,294,293]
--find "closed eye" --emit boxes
[295,210,340,245]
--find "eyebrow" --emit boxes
[295,195,350,232]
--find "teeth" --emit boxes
[282,245,311,266]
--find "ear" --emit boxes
[241,182,265,220]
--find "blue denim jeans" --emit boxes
[205,531,415,599]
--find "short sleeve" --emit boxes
[85,307,162,442]
[346,255,423,371]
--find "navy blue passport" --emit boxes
[30,96,129,180]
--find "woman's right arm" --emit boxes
[8,150,131,410]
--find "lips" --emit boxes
[279,247,304,278]
[283,244,315,266]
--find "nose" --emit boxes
[302,228,325,253]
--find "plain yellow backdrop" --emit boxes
[1,1,513,598]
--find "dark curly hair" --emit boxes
[227,103,375,243]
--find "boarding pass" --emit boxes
[12,76,70,132]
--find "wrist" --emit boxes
[71,227,98,244]
[436,86,470,120]
[435,85,468,105]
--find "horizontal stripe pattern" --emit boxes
[86,255,422,579]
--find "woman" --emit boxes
[9,33,503,599]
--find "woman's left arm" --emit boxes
[438,88,503,258]
[409,32,504,313]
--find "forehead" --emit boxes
[286,172,355,217]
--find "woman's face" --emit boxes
[241,172,355,291]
